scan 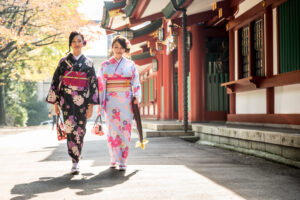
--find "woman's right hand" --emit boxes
[54,103,60,116]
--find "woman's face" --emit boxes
[71,35,84,53]
[112,41,125,59]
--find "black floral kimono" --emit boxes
[46,53,99,163]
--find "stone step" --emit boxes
[146,130,194,137]
[141,122,192,131]
[132,127,194,137]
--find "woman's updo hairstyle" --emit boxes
[111,35,131,53]
[67,31,86,53]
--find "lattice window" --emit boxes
[240,26,249,78]
[253,19,263,76]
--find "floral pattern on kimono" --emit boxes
[46,53,99,163]
[98,56,141,167]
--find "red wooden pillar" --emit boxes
[229,29,236,114]
[177,29,183,121]
[189,24,205,121]
[266,6,274,114]
[156,53,163,119]
[162,46,174,119]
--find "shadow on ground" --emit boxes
[10,168,138,200]
[11,137,300,200]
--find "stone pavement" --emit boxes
[0,124,300,200]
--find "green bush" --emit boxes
[24,100,49,126]
[6,104,28,127]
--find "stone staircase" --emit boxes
[132,120,194,138]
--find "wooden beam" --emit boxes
[172,11,215,26]
[130,34,152,45]
[132,0,150,19]
[129,13,164,25]
[134,57,153,65]
[228,114,300,125]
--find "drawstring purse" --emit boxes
[56,114,67,140]
[92,114,104,136]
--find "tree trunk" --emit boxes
[0,84,6,126]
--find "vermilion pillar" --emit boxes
[156,53,163,119]
[229,29,236,114]
[190,24,205,121]
[162,46,174,119]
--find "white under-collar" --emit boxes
[114,57,123,63]
[73,54,82,60]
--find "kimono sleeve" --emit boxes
[131,62,141,103]
[97,64,106,107]
[46,59,63,104]
[87,64,100,105]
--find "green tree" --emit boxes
[0,0,89,126]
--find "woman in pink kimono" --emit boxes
[98,35,141,171]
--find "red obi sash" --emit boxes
[62,71,88,87]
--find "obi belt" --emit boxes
[106,77,131,92]
[62,71,88,87]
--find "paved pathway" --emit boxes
[0,124,299,200]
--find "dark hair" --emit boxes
[68,31,86,53]
[111,35,130,53]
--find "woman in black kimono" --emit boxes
[46,31,99,175]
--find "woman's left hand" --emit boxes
[86,104,93,119]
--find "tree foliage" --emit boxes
[0,0,99,126]
[0,0,89,81]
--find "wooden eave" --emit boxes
[221,70,300,94]
[101,1,126,29]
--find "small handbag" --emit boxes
[56,114,67,140]
[92,114,104,136]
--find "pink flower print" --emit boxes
[109,57,117,64]
[73,95,84,106]
[122,147,129,159]
[113,118,121,127]
[97,77,104,91]
[125,91,130,98]
[134,86,140,93]
[68,141,79,156]
[112,108,120,121]
[117,95,125,103]
[126,123,131,132]
[109,92,117,97]
[108,135,122,148]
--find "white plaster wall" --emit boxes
[273,8,278,75]
[236,89,266,114]
[234,30,238,80]
[235,0,262,18]
[149,105,154,115]
[275,84,300,114]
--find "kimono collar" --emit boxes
[66,53,85,67]
[109,56,124,65]
[73,54,83,60]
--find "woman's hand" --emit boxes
[86,104,93,119]
[97,105,101,115]
[54,103,60,115]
